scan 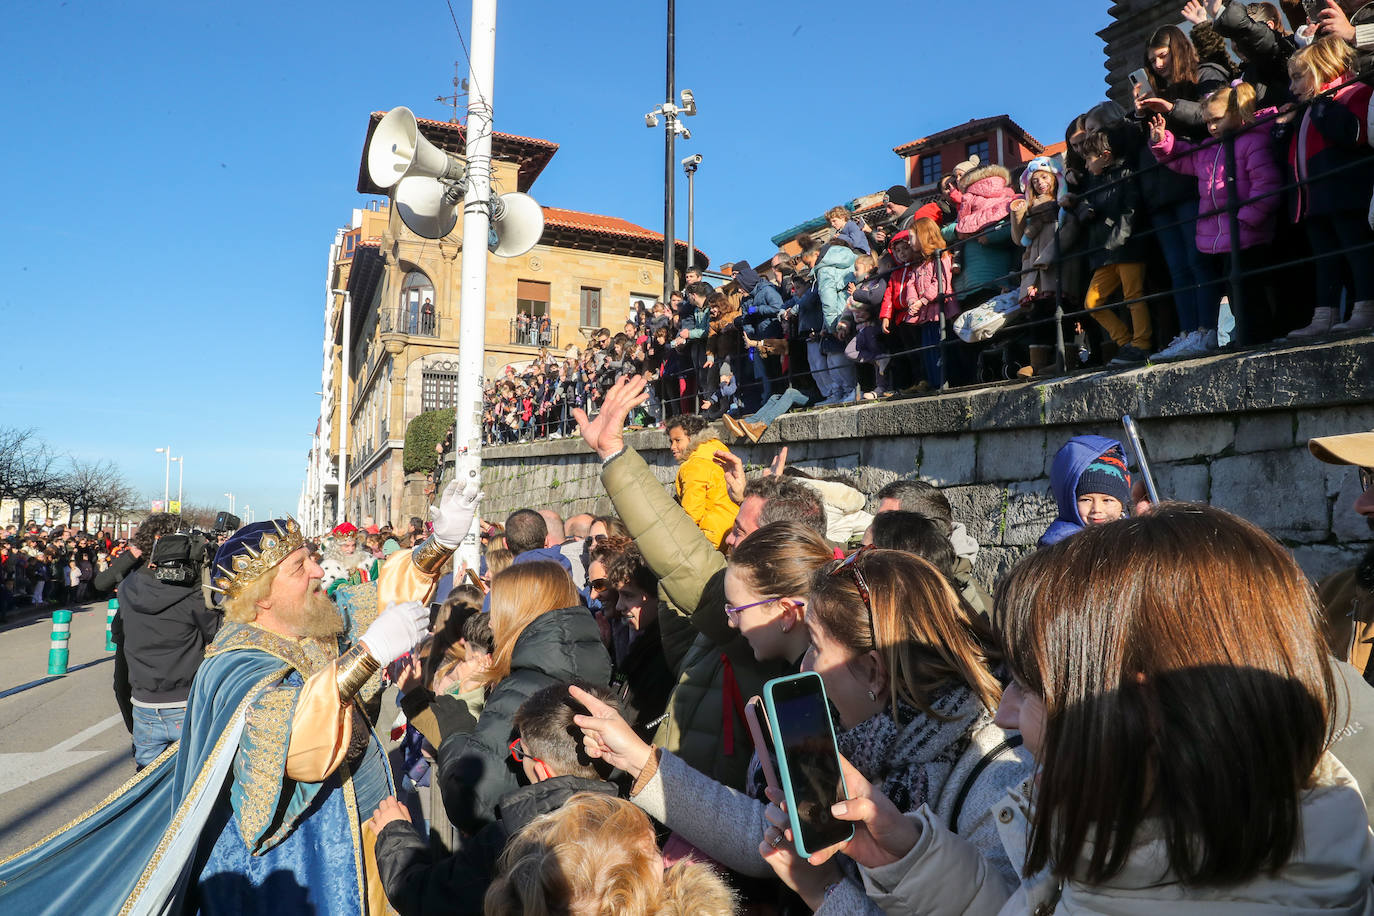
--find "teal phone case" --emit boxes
[762,671,853,858]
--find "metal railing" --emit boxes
[509,317,558,349]
[379,306,439,338]
[480,72,1374,443]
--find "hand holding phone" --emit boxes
[745,697,780,794]
[763,672,853,858]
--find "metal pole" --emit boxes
[453,0,499,571]
[162,448,170,507]
[175,458,183,505]
[662,0,675,307]
[686,165,695,269]
[1222,131,1245,345]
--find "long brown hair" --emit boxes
[997,503,1336,884]
[807,549,1003,720]
[484,561,580,686]
[910,217,946,262]
[1145,25,1200,96]
[729,520,835,599]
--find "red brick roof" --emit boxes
[541,207,708,266]
[357,112,559,196]
[1041,140,1068,159]
[893,115,1045,158]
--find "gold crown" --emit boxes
[208,517,306,600]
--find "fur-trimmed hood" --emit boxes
[956,164,1017,235]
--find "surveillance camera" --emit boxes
[681,153,702,168]
[680,89,697,116]
[678,125,691,140]
[644,112,659,128]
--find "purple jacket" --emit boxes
[1151,125,1280,253]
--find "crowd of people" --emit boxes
[0,525,127,619]
[483,0,1374,447]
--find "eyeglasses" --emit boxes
[1361,467,1373,493]
[724,596,779,622]
[829,545,877,642]
[508,737,547,769]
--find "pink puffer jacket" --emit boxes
[955,164,1018,235]
[1151,124,1280,253]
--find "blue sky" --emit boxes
[0,0,1113,519]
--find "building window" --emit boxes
[400,269,435,336]
[965,139,990,164]
[515,279,551,319]
[919,153,942,186]
[580,287,601,328]
[422,370,459,413]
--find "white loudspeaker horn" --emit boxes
[489,192,545,258]
[368,106,465,190]
[394,176,460,240]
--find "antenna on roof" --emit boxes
[435,61,469,124]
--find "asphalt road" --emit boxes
[0,600,133,858]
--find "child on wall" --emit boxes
[1008,156,1069,375]
[1149,80,1281,353]
[880,220,958,393]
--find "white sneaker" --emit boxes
[1172,329,1213,358]
[1152,332,1193,360]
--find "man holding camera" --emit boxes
[115,512,221,768]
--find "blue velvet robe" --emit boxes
[0,614,391,916]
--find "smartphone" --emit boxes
[465,567,487,594]
[763,672,853,858]
[744,696,780,794]
[1127,67,1153,100]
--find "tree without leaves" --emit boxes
[0,427,59,527]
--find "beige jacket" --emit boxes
[861,754,1374,916]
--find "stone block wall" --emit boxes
[476,339,1374,588]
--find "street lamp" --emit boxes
[643,1,696,307]
[243,504,253,524]
[154,447,171,507]
[224,492,235,515]
[681,153,702,270]
[170,456,183,508]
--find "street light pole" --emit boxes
[171,456,183,507]
[224,492,235,515]
[643,2,695,308]
[154,447,170,507]
[682,154,701,269]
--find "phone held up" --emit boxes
[1128,67,1153,101]
[762,672,853,858]
[744,696,780,794]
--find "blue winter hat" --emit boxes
[734,262,760,293]
[209,518,306,601]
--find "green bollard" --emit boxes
[48,609,72,675]
[106,599,118,652]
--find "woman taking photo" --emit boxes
[572,545,1030,911]
[434,560,611,834]
[798,504,1374,914]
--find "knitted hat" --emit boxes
[953,153,982,177]
[885,185,914,207]
[1076,448,1132,507]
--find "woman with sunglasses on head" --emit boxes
[572,541,1029,913]
[785,504,1374,915]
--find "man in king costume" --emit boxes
[0,476,480,915]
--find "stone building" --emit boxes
[300,112,708,533]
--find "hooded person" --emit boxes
[1040,435,1133,546]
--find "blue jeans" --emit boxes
[1153,199,1211,332]
[132,704,186,767]
[747,387,812,427]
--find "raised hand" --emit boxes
[572,374,650,460]
[1317,0,1356,41]
[1149,113,1168,145]
[568,684,654,778]
[713,449,748,504]
[1181,0,1209,25]
[764,445,789,479]
[430,464,482,549]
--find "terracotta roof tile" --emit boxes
[893,115,1045,157]
[541,207,707,265]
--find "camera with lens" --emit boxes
[149,531,212,585]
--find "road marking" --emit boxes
[0,713,125,797]
[0,655,115,700]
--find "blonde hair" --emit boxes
[853,253,876,274]
[220,566,277,624]
[1205,81,1257,124]
[1289,36,1355,98]
[483,561,580,686]
[825,205,850,223]
[484,793,735,916]
[485,547,514,579]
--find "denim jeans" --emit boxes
[747,387,812,427]
[132,704,186,767]
[1152,199,1210,332]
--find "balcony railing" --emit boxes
[509,318,558,349]
[379,306,438,338]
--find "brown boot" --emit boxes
[1016,344,1056,377]
[721,414,745,439]
[741,420,768,444]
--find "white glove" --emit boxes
[430,458,482,548]
[358,600,429,666]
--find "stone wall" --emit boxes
[476,339,1374,587]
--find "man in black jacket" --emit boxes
[116,516,220,768]
[370,683,620,916]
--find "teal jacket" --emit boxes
[814,244,857,332]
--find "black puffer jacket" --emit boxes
[435,605,612,832]
[116,567,220,704]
